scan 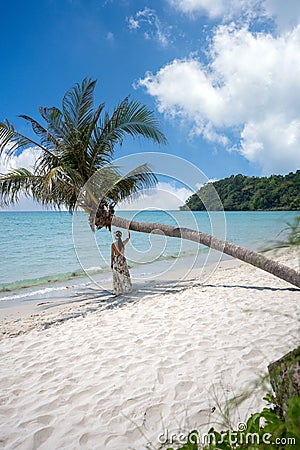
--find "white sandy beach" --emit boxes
[0,251,299,449]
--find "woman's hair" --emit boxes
[114,230,124,252]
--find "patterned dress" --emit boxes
[112,245,132,295]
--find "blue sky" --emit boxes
[1,0,300,209]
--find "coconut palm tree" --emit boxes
[0,78,299,288]
[0,78,165,229]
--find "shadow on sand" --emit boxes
[38,276,299,331]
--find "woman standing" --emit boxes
[111,228,132,296]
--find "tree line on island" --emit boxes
[181,171,300,211]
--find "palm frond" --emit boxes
[39,107,65,141]
[0,121,35,156]
[0,168,40,205]
[85,103,105,145]
[110,163,157,203]
[87,98,166,175]
[103,97,166,147]
[19,115,61,150]
[0,120,58,161]
[114,99,167,145]
[62,78,97,131]
[0,78,166,216]
[274,216,300,248]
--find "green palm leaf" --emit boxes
[0,168,41,205]
[0,77,166,224]
[62,78,96,131]
[108,163,158,203]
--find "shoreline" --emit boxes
[1,249,298,338]
[0,252,239,337]
[0,245,232,321]
[0,249,299,449]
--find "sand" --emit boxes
[0,251,299,449]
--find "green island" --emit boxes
[181,170,300,211]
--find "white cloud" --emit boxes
[168,0,300,32]
[0,147,45,211]
[169,0,224,17]
[127,17,140,30]
[264,0,300,32]
[195,179,218,190]
[139,24,300,174]
[118,182,193,210]
[240,116,300,173]
[168,0,263,21]
[0,146,40,173]
[106,31,114,42]
[127,8,171,47]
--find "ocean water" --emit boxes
[0,210,298,303]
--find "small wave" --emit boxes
[84,266,108,274]
[0,285,70,302]
[0,264,115,302]
[0,249,207,300]
[0,271,83,293]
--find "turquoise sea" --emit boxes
[0,210,298,304]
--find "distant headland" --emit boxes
[181,170,300,211]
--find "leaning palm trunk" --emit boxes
[1,78,298,288]
[111,215,300,288]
